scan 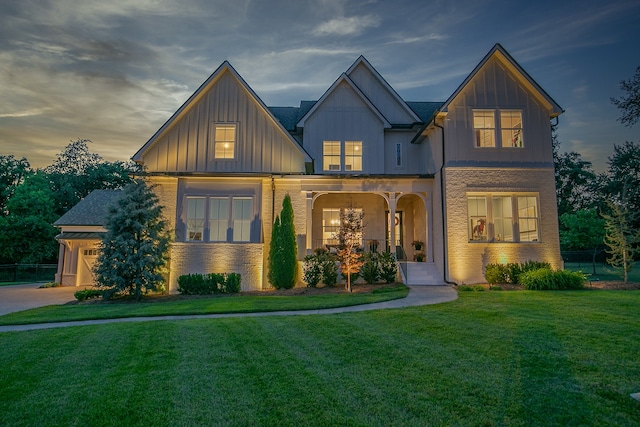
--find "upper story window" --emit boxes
[500,111,523,147]
[214,124,236,159]
[473,110,496,147]
[323,141,341,171]
[468,193,539,242]
[323,140,363,171]
[345,141,362,171]
[473,110,524,148]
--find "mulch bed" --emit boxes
[468,281,640,291]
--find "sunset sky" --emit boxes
[1,0,638,172]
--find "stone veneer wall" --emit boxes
[168,243,264,292]
[444,167,562,284]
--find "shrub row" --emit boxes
[485,261,551,285]
[303,249,398,287]
[177,272,241,295]
[518,268,586,290]
[74,289,103,301]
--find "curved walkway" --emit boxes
[0,285,458,333]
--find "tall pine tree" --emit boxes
[268,194,297,289]
[93,179,170,300]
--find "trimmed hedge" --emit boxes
[519,268,586,290]
[74,289,103,302]
[485,261,551,285]
[177,273,242,295]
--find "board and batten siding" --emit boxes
[139,71,306,174]
[443,57,554,167]
[303,81,385,174]
[347,63,417,124]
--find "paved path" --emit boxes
[0,284,457,333]
[0,283,80,316]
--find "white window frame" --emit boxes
[473,110,496,148]
[185,195,254,242]
[473,109,524,148]
[323,141,341,171]
[186,196,206,241]
[344,141,362,171]
[214,123,236,159]
[467,193,539,243]
[500,110,524,148]
[323,140,363,172]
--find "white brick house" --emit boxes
[56,43,563,290]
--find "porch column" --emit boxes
[305,191,313,255]
[55,241,65,284]
[388,193,397,256]
[426,193,434,262]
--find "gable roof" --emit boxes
[440,43,563,117]
[54,190,122,227]
[132,61,311,163]
[346,55,421,123]
[296,73,391,128]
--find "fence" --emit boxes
[0,264,58,283]
[561,250,607,274]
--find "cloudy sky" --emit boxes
[1,0,638,172]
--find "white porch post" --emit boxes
[305,191,313,255]
[426,193,434,262]
[388,193,397,255]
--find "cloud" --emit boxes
[313,15,381,36]
[385,33,448,45]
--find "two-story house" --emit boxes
[54,43,563,290]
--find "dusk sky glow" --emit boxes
[1,0,638,172]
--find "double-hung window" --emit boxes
[185,196,253,242]
[214,124,236,159]
[323,140,363,171]
[467,193,539,242]
[473,110,523,148]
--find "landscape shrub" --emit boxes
[303,254,322,287]
[378,251,398,284]
[74,289,103,302]
[360,253,380,284]
[485,264,508,285]
[321,258,338,286]
[178,273,242,295]
[485,261,552,284]
[302,249,339,287]
[519,268,585,290]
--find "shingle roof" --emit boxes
[53,190,122,226]
[406,102,443,123]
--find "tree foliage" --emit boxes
[602,199,638,284]
[0,172,58,263]
[44,139,139,215]
[0,155,30,216]
[335,208,365,292]
[554,151,597,217]
[560,209,605,274]
[268,194,297,289]
[611,65,640,127]
[601,141,640,225]
[93,180,170,300]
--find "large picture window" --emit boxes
[185,195,254,242]
[214,124,236,159]
[468,193,539,242]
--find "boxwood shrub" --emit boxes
[519,268,586,290]
[485,261,551,285]
[177,273,242,295]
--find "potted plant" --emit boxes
[412,240,424,251]
[414,252,426,262]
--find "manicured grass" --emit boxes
[1,290,639,426]
[0,286,409,326]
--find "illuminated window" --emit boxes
[232,198,252,242]
[323,141,341,171]
[186,197,205,241]
[185,195,254,242]
[214,124,236,159]
[467,194,539,242]
[501,111,523,147]
[345,141,362,171]
[322,208,341,245]
[473,110,495,147]
[209,197,229,241]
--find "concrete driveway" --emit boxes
[0,283,81,316]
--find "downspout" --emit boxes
[433,118,457,285]
[271,176,275,223]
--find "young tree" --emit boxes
[602,201,638,284]
[268,194,297,289]
[335,208,365,292]
[93,180,170,300]
[611,65,640,127]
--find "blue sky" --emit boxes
[1,0,638,172]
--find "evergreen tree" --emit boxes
[268,194,297,289]
[93,180,170,300]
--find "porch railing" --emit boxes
[311,238,401,254]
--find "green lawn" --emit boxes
[564,262,640,282]
[1,290,639,426]
[0,286,409,326]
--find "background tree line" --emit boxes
[556,65,640,281]
[0,139,139,264]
